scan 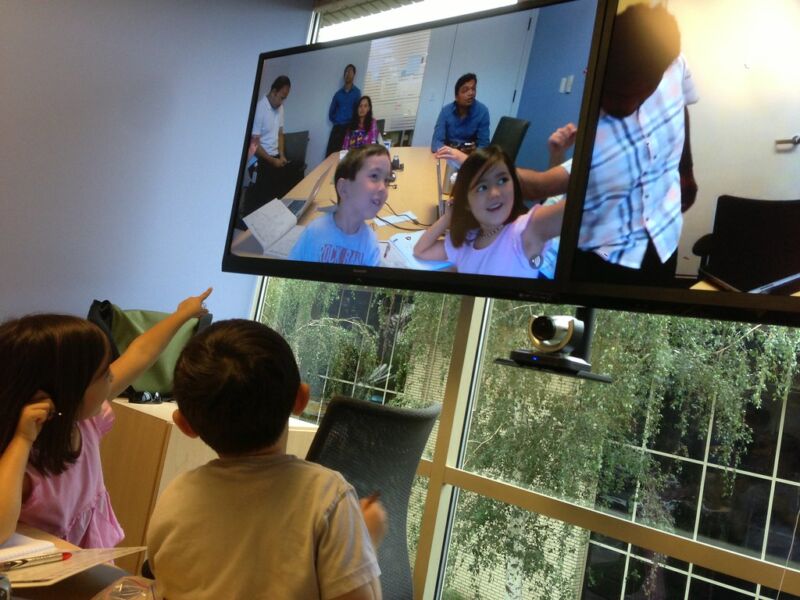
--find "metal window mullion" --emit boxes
[441,466,800,595]
[412,296,487,599]
[381,293,404,405]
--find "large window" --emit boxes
[258,278,800,599]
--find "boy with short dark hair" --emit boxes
[146,319,385,600]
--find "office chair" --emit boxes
[305,396,441,600]
[489,116,530,162]
[283,130,309,172]
[271,130,309,198]
[376,118,386,137]
[693,195,800,293]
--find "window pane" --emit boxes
[442,490,787,600]
[259,277,459,430]
[458,300,800,585]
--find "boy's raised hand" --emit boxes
[176,287,213,319]
[16,392,55,444]
[359,496,388,550]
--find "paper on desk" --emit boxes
[243,200,304,258]
[0,532,55,562]
[8,547,145,588]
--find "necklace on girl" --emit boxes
[476,223,503,242]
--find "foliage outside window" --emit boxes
[257,279,800,599]
[444,300,800,599]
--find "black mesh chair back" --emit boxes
[490,116,530,162]
[305,396,441,600]
[283,130,310,171]
[697,195,800,293]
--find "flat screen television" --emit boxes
[222,0,800,326]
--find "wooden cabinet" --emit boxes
[100,399,318,573]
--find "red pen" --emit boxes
[0,551,72,571]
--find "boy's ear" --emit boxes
[293,382,310,416]
[172,409,199,438]
[335,177,349,202]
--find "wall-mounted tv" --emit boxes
[222,0,800,326]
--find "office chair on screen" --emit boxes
[490,116,530,162]
[305,396,441,600]
[273,129,309,198]
[693,194,800,293]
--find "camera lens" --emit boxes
[531,316,556,341]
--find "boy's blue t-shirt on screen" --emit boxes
[289,212,381,266]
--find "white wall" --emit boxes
[0,0,313,320]
[670,0,800,275]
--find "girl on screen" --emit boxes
[0,288,211,547]
[289,144,390,266]
[342,96,382,150]
[413,145,564,278]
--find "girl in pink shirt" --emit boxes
[0,288,212,548]
[414,145,564,278]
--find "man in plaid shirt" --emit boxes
[574,4,698,286]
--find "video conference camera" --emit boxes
[509,307,608,380]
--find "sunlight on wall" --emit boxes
[318,0,516,42]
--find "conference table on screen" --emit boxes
[231,146,445,257]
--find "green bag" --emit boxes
[87,300,212,396]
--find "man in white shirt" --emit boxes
[242,75,304,218]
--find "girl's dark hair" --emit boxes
[449,145,524,247]
[334,143,390,204]
[348,95,374,132]
[0,315,109,475]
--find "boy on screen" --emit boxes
[146,320,386,600]
[289,144,391,266]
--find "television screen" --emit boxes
[560,0,800,324]
[222,0,800,326]
[222,0,605,299]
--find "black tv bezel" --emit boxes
[221,0,800,328]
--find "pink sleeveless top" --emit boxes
[19,401,124,548]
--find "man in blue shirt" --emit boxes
[326,64,361,157]
[430,73,490,152]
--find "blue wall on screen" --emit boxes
[516,0,596,171]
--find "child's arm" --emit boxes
[331,580,382,600]
[0,395,54,543]
[522,200,566,262]
[413,205,451,262]
[325,497,386,600]
[547,122,577,168]
[107,288,212,399]
[360,496,387,550]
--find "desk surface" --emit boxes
[112,398,318,429]
[691,279,800,297]
[232,146,442,256]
